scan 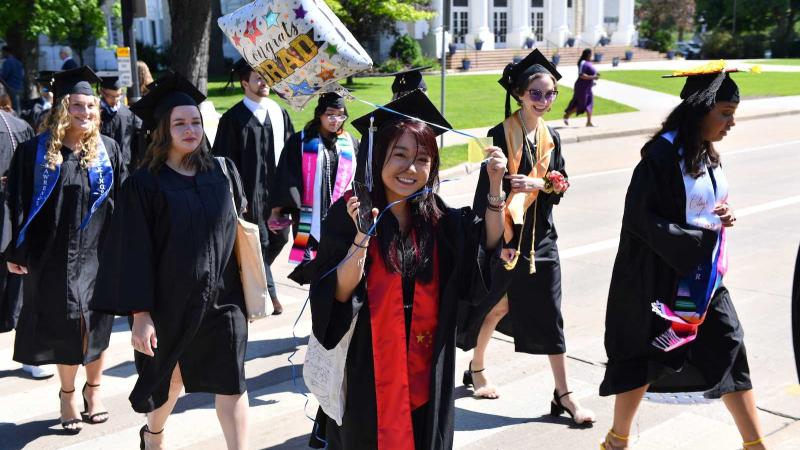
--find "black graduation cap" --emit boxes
[390,66,430,98]
[317,92,346,110]
[498,49,562,116]
[663,64,741,107]
[36,70,55,87]
[52,66,101,100]
[100,76,123,91]
[225,58,254,89]
[130,72,206,130]
[351,89,451,191]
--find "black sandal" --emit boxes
[462,361,484,387]
[81,382,109,424]
[550,389,595,425]
[59,388,83,435]
[139,424,164,450]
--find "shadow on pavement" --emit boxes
[0,418,75,449]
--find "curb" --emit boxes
[440,108,800,178]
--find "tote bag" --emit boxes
[216,157,268,321]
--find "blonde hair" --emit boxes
[42,95,102,169]
[137,61,154,95]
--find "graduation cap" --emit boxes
[498,49,562,117]
[663,61,746,107]
[100,76,124,91]
[390,66,430,99]
[225,58,254,89]
[52,66,101,100]
[317,92,346,110]
[36,70,55,87]
[351,89,451,191]
[130,72,206,130]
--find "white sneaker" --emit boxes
[22,364,55,379]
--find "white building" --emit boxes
[406,0,636,57]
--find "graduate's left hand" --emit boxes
[485,146,507,187]
[714,202,736,227]
[506,174,545,194]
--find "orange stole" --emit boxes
[367,240,440,450]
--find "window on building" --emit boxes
[493,11,507,44]
[494,0,508,6]
[453,0,468,7]
[567,0,573,7]
[531,0,543,7]
[531,11,544,41]
[150,20,158,46]
[452,11,468,44]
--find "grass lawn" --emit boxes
[746,58,800,66]
[601,70,800,98]
[208,74,635,137]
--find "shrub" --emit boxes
[389,34,423,65]
[649,30,674,53]
[378,58,406,73]
[136,41,170,71]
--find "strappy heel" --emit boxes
[551,389,595,425]
[743,437,764,449]
[81,382,109,424]
[600,428,629,449]
[462,361,482,387]
[58,388,83,435]
[139,424,164,450]
[462,361,499,399]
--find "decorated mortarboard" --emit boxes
[130,72,206,130]
[662,60,758,107]
[100,76,124,91]
[52,66,101,100]
[390,66,430,98]
[317,91,346,109]
[351,89,452,191]
[498,49,562,116]
[225,58,255,89]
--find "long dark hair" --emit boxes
[369,120,443,281]
[645,100,719,178]
[578,48,592,69]
[140,106,214,172]
[303,102,348,137]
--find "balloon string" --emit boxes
[350,97,479,140]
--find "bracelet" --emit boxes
[486,203,505,212]
[486,192,506,205]
[352,240,369,249]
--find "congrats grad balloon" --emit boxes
[218,0,373,109]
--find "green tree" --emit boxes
[635,0,696,41]
[325,0,434,54]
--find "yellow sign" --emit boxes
[116,47,130,58]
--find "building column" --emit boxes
[465,0,495,50]
[505,0,531,48]
[611,0,636,45]
[580,0,605,46]
[423,0,452,57]
[547,0,570,47]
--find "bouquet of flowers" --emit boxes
[543,170,570,194]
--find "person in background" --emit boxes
[137,61,154,97]
[59,47,79,71]
[563,48,600,127]
[5,66,125,434]
[1,46,25,114]
[21,71,54,131]
[99,76,143,171]
[213,59,294,314]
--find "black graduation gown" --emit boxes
[791,245,800,382]
[458,124,567,355]
[0,112,34,332]
[307,195,491,450]
[20,97,50,131]
[599,136,751,399]
[100,103,142,172]
[4,135,125,365]
[91,159,249,413]
[270,130,359,284]
[212,100,294,252]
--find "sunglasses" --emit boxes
[528,89,558,102]
[325,114,348,122]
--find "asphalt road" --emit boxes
[1,114,798,449]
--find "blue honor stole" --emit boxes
[16,132,113,247]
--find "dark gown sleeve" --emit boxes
[269,132,303,211]
[3,138,35,265]
[622,140,718,276]
[220,156,247,215]
[282,108,295,141]
[308,196,362,350]
[91,171,159,315]
[211,111,242,168]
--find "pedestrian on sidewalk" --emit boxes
[270,92,357,286]
[213,59,294,314]
[1,46,25,114]
[98,76,143,173]
[599,66,767,450]
[5,67,124,434]
[92,73,250,450]
[563,48,600,127]
[458,49,595,425]
[306,90,506,449]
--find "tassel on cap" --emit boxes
[366,116,375,192]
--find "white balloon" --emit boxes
[218,0,373,109]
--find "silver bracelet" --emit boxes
[486,192,506,206]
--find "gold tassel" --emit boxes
[529,201,538,274]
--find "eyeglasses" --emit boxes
[528,89,558,102]
[325,114,348,122]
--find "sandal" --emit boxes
[81,382,109,424]
[59,388,83,435]
[743,437,765,449]
[139,424,164,450]
[600,428,629,450]
[462,361,499,399]
[551,389,595,425]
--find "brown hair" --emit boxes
[512,72,558,107]
[137,61,154,95]
[368,120,442,280]
[139,106,213,172]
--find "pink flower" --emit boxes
[545,171,570,194]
